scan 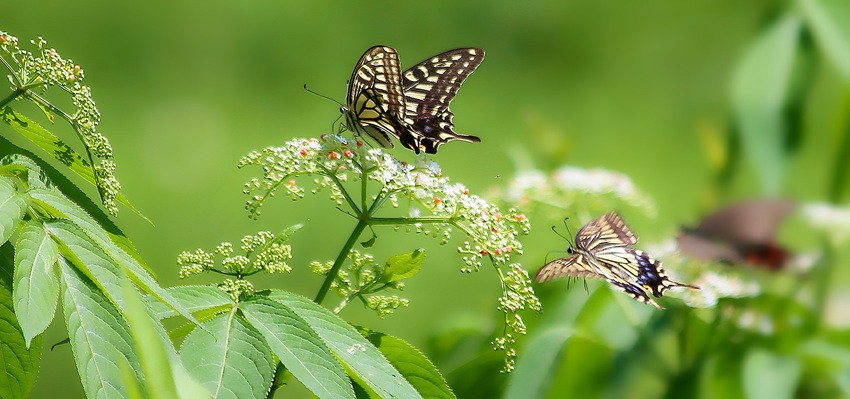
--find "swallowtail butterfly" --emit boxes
[536,212,698,309]
[342,46,483,154]
[678,199,795,270]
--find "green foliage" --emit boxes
[181,310,276,399]
[358,327,456,399]
[13,220,59,346]
[0,243,40,399]
[60,257,143,398]
[241,298,354,399]
[4,1,850,397]
[731,13,801,194]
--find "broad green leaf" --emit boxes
[121,273,179,399]
[241,298,354,399]
[800,0,850,81]
[35,196,201,325]
[742,350,801,399]
[266,290,420,399]
[504,326,572,399]
[358,327,455,399]
[0,247,41,399]
[699,354,745,399]
[381,249,425,283]
[0,177,26,246]
[0,106,143,216]
[0,154,50,190]
[60,257,142,399]
[731,14,801,194]
[13,221,59,346]
[180,310,275,399]
[48,219,128,309]
[146,286,233,320]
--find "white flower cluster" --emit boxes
[802,202,850,246]
[0,32,120,215]
[500,165,657,218]
[177,231,293,299]
[240,135,538,371]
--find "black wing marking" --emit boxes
[402,48,484,153]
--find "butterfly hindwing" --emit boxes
[402,48,484,154]
[535,253,603,282]
[536,212,697,309]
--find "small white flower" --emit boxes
[802,202,850,245]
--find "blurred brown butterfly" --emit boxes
[536,212,698,310]
[677,199,796,270]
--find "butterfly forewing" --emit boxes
[575,212,638,252]
[402,48,484,153]
[344,46,417,150]
[536,212,697,309]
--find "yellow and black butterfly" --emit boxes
[536,212,698,310]
[341,46,483,154]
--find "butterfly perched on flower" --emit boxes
[341,45,483,154]
[536,212,698,309]
[677,199,796,270]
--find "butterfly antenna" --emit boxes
[551,217,576,247]
[303,84,344,107]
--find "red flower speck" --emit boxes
[343,150,353,158]
[299,149,308,156]
[328,151,340,160]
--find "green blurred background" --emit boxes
[3,0,849,397]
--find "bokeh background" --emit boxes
[3,0,850,398]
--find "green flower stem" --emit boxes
[318,165,360,214]
[267,362,290,398]
[314,218,368,304]
[369,216,453,225]
[0,56,22,86]
[0,88,25,108]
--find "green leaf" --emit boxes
[358,327,455,399]
[504,326,572,399]
[60,257,142,399]
[731,13,801,194]
[0,177,26,246]
[35,196,201,325]
[800,0,850,82]
[0,106,143,217]
[180,310,275,399]
[382,249,426,283]
[13,221,59,346]
[241,298,354,399]
[266,290,421,398]
[47,219,128,309]
[742,349,801,399]
[146,285,233,320]
[121,272,179,399]
[0,246,41,399]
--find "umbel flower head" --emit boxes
[239,134,540,371]
[497,165,657,220]
[0,32,120,215]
